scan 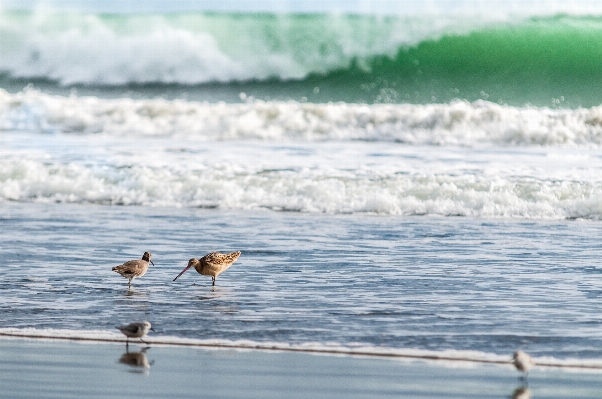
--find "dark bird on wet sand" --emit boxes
[112,252,154,288]
[116,321,154,346]
[173,251,241,286]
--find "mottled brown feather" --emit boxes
[112,252,153,286]
[195,251,241,278]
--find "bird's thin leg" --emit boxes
[212,276,215,286]
[126,337,129,349]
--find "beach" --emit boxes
[3,0,602,396]
[2,337,602,399]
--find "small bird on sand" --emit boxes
[112,252,154,288]
[512,350,535,378]
[116,321,154,346]
[173,251,241,286]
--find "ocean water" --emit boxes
[4,3,602,106]
[3,202,602,365]
[2,0,602,374]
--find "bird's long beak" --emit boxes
[173,265,191,281]
[150,260,155,266]
[150,327,155,332]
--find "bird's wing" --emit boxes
[203,251,241,266]
[118,324,140,334]
[123,260,144,268]
[202,252,222,266]
[113,260,145,273]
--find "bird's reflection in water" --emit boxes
[195,286,228,301]
[123,289,147,298]
[511,386,532,399]
[118,347,154,374]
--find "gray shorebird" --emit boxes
[116,321,154,346]
[173,251,241,286]
[512,350,535,379]
[112,252,154,288]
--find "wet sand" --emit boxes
[1,338,601,399]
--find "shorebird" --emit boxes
[512,350,535,379]
[173,251,241,286]
[112,252,154,288]
[116,321,154,346]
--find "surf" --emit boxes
[3,12,602,106]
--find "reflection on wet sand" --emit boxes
[118,347,154,374]
[512,386,532,399]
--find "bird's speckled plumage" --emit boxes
[173,251,241,286]
[112,252,154,288]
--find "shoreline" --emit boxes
[2,338,602,399]
[2,329,602,371]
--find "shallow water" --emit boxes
[2,202,602,360]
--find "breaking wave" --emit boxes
[3,12,602,105]
[3,88,602,146]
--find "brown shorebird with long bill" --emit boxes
[116,321,154,347]
[173,251,241,286]
[112,252,154,288]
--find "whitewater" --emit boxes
[4,9,602,106]
[0,10,510,86]
[2,88,602,219]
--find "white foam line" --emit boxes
[1,328,601,370]
[5,88,602,147]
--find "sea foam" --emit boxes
[1,148,602,219]
[3,88,602,146]
[3,89,602,218]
